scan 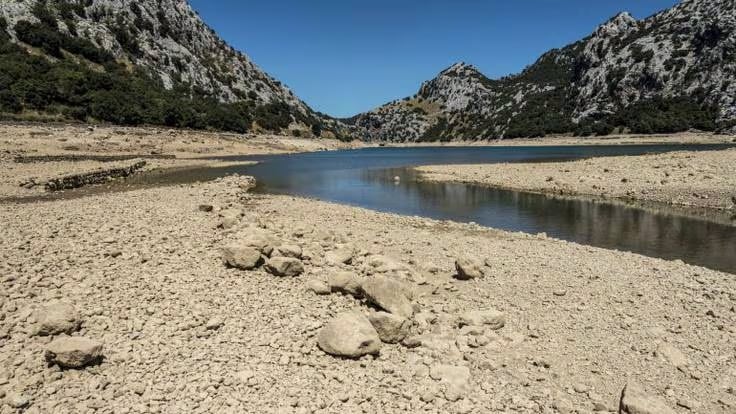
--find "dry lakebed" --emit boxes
[0,126,735,414]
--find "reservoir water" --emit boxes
[11,144,736,273]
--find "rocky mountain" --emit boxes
[0,0,343,137]
[350,0,736,141]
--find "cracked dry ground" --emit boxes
[0,177,734,414]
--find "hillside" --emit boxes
[349,0,736,141]
[0,0,344,137]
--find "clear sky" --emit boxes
[189,0,680,118]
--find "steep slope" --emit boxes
[350,0,736,141]
[0,0,344,137]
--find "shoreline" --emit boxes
[1,178,733,413]
[416,148,736,214]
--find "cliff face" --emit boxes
[1,0,304,109]
[350,0,736,141]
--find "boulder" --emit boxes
[455,256,484,280]
[34,302,81,336]
[367,255,407,273]
[619,382,676,414]
[273,244,303,259]
[325,246,354,265]
[361,276,414,318]
[222,244,263,270]
[327,271,363,297]
[457,309,506,330]
[429,364,472,401]
[317,311,381,358]
[306,279,331,295]
[239,230,277,256]
[45,336,103,369]
[368,312,411,344]
[264,257,304,277]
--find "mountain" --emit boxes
[349,0,736,141]
[0,0,344,137]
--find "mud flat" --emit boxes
[0,173,734,414]
[416,148,736,212]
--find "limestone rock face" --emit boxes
[45,337,103,369]
[34,302,82,336]
[351,0,736,142]
[317,311,381,358]
[618,382,676,414]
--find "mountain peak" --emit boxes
[439,62,483,78]
[596,11,638,37]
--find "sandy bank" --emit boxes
[0,176,734,413]
[417,148,736,212]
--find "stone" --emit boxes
[368,312,411,344]
[429,364,472,401]
[657,343,689,368]
[264,257,304,277]
[239,230,277,256]
[273,244,303,259]
[45,336,103,369]
[619,382,676,414]
[317,311,381,358]
[306,279,331,295]
[221,244,262,270]
[327,271,363,297]
[218,210,241,230]
[205,318,224,330]
[455,256,484,280]
[198,204,214,212]
[325,246,354,265]
[457,309,506,330]
[34,302,82,336]
[6,393,29,409]
[360,276,414,318]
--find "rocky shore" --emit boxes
[1,173,734,413]
[417,148,736,212]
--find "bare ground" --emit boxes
[0,177,734,413]
[416,148,736,212]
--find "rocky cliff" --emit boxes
[350,0,736,141]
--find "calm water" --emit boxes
[11,144,736,273]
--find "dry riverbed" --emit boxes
[417,148,736,212]
[1,174,735,414]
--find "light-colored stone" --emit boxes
[361,276,414,318]
[327,271,363,297]
[455,256,484,280]
[657,343,689,368]
[221,244,262,270]
[317,311,381,358]
[45,336,103,369]
[264,257,304,277]
[368,312,411,344]
[325,246,354,265]
[34,302,81,336]
[457,309,506,330]
[429,364,472,401]
[619,382,676,414]
[273,244,303,259]
[306,279,331,295]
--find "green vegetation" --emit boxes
[0,7,330,136]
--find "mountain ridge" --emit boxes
[349,0,736,141]
[0,0,345,137]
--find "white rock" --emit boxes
[317,311,381,358]
[619,382,676,414]
[45,336,103,369]
[264,257,304,277]
[34,302,81,336]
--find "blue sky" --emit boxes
[189,0,679,118]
